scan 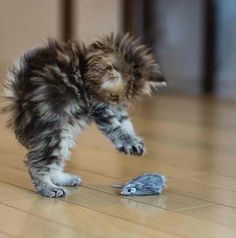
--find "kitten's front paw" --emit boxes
[117,137,145,156]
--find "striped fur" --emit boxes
[1,34,165,197]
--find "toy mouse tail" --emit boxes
[112,184,124,188]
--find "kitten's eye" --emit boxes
[134,72,141,78]
[106,65,113,71]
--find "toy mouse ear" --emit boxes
[149,67,167,86]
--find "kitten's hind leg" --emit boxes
[26,121,71,197]
[28,158,67,198]
[50,122,83,187]
[26,120,84,197]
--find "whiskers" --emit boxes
[150,84,159,96]
[149,82,167,96]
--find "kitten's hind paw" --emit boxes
[66,176,81,186]
[37,185,67,198]
[52,172,82,187]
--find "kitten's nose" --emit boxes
[114,71,122,82]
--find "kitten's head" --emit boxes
[85,33,166,104]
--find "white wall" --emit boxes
[216,0,236,99]
[0,0,60,72]
[0,0,122,74]
[154,0,204,95]
[75,0,122,42]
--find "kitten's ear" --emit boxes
[149,67,167,87]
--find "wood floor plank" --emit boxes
[1,132,236,180]
[188,172,236,192]
[0,159,212,211]
[0,231,13,238]
[0,203,92,238]
[0,181,36,202]
[167,176,236,208]
[62,187,236,238]
[2,97,236,177]
[0,141,236,210]
[0,166,235,237]
[68,153,236,208]
[135,103,236,130]
[180,204,236,229]
[0,151,26,171]
[135,117,236,149]
[0,162,212,212]
[139,95,236,120]
[0,156,236,211]
[71,128,236,178]
[1,113,236,178]
[3,188,236,238]
[74,169,212,211]
[70,144,199,179]
[3,197,179,238]
[0,165,33,190]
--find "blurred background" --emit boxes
[0,0,235,100]
[0,2,236,236]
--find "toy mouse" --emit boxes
[113,173,166,196]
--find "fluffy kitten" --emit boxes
[2,34,166,198]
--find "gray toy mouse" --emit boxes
[113,173,166,196]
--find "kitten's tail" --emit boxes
[0,58,25,130]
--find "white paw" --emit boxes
[52,172,82,187]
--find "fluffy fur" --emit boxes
[1,34,166,198]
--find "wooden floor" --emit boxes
[0,95,236,238]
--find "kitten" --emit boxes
[2,34,166,198]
